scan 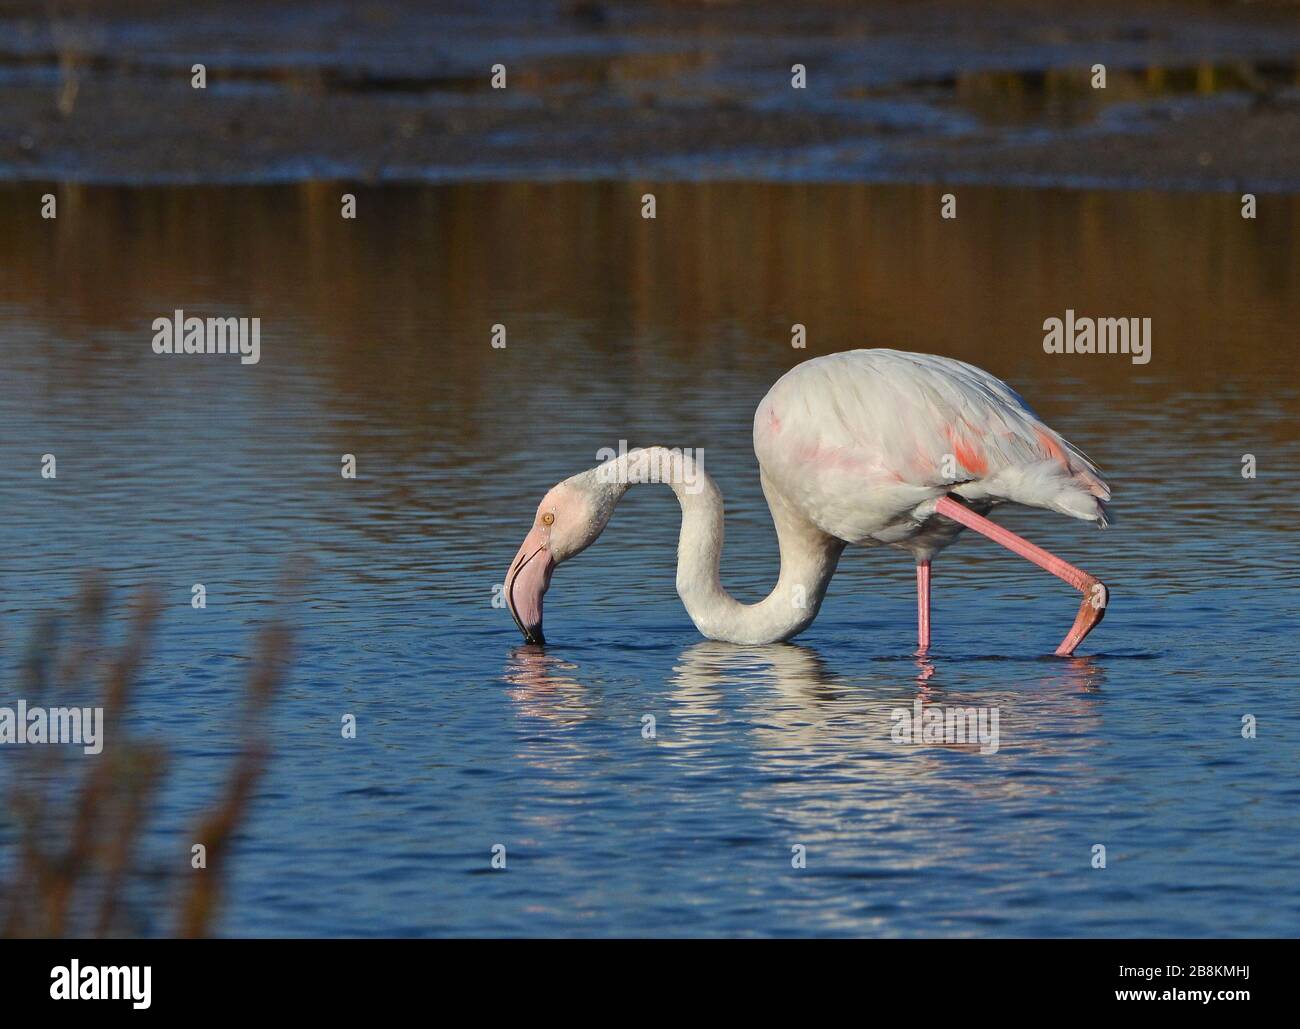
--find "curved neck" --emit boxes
[607,446,844,645]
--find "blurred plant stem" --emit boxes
[1,575,294,938]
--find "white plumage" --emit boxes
[753,350,1110,561]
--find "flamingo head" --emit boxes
[504,469,622,645]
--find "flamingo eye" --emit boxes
[541,512,555,526]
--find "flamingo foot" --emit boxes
[1055,581,1107,657]
[933,495,1109,657]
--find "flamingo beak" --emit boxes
[505,524,555,645]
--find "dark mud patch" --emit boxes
[2,0,1299,188]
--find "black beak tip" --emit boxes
[523,629,545,646]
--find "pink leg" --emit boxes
[934,495,1108,657]
[916,559,931,653]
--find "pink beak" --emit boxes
[505,524,555,645]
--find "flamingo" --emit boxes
[504,349,1111,655]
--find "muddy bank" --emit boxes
[1,0,1298,189]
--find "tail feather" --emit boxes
[968,458,1112,526]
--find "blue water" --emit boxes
[1,182,1298,936]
